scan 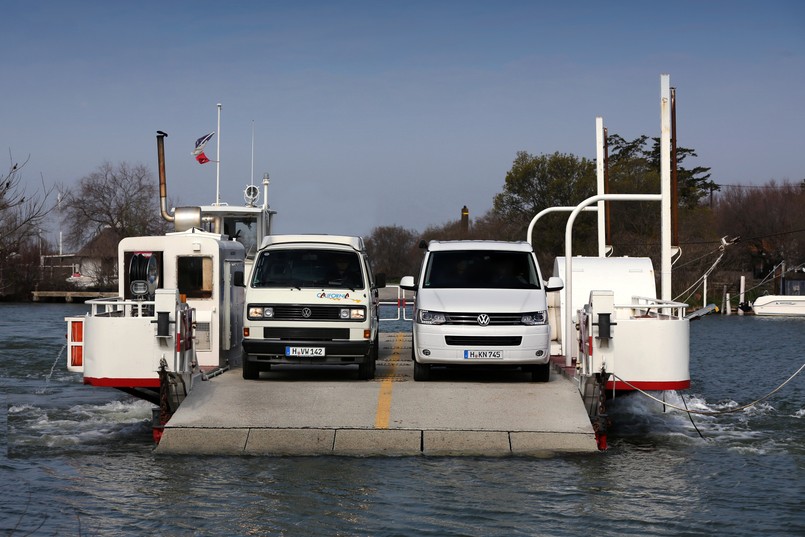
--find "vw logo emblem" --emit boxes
[302,307,312,318]
[477,314,490,326]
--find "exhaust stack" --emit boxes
[156,131,174,223]
[156,131,201,231]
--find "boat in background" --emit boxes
[752,266,805,316]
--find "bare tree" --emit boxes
[0,153,53,296]
[61,161,169,250]
[364,225,420,280]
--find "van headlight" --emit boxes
[340,307,366,320]
[417,310,446,325]
[248,306,274,319]
[521,311,547,325]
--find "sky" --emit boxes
[3,1,804,243]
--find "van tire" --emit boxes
[358,339,378,380]
[413,359,431,381]
[242,357,260,380]
[358,356,376,380]
[531,363,550,382]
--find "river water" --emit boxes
[1,303,803,536]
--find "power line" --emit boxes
[716,183,805,189]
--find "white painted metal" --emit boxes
[552,256,657,359]
[215,103,222,206]
[562,193,662,366]
[525,206,597,246]
[596,116,606,257]
[116,229,246,368]
[739,275,746,316]
[660,74,672,302]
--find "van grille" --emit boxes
[445,313,524,325]
[270,305,363,321]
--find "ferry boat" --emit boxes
[65,75,699,452]
[66,131,275,439]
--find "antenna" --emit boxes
[215,103,222,206]
[250,119,255,187]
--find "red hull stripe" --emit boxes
[605,380,690,391]
[84,377,160,388]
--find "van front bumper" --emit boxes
[242,338,372,363]
[412,323,551,365]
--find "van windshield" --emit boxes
[251,249,364,289]
[423,250,541,289]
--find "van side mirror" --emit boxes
[374,273,386,288]
[233,270,245,287]
[545,276,564,292]
[399,275,417,290]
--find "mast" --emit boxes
[215,103,222,206]
[595,117,606,256]
[660,74,672,301]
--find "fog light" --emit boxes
[535,349,545,357]
[422,349,431,356]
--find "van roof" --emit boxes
[259,234,365,251]
[426,240,534,253]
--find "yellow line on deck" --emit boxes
[374,333,405,429]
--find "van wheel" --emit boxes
[413,359,431,381]
[358,356,376,380]
[531,363,550,383]
[242,357,260,380]
[358,339,377,380]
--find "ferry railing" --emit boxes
[617,296,688,320]
[379,285,414,322]
[86,296,158,318]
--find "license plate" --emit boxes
[464,350,503,359]
[286,347,325,357]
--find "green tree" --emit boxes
[645,136,717,209]
[490,151,597,271]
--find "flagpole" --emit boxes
[216,103,222,206]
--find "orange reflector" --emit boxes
[243,327,250,337]
[364,329,371,339]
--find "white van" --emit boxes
[400,240,563,381]
[241,235,385,380]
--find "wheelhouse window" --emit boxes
[178,256,213,299]
[222,215,260,259]
[423,250,541,289]
[252,249,364,289]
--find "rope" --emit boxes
[611,362,805,416]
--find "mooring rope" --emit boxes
[612,362,805,416]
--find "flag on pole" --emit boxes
[191,132,216,164]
